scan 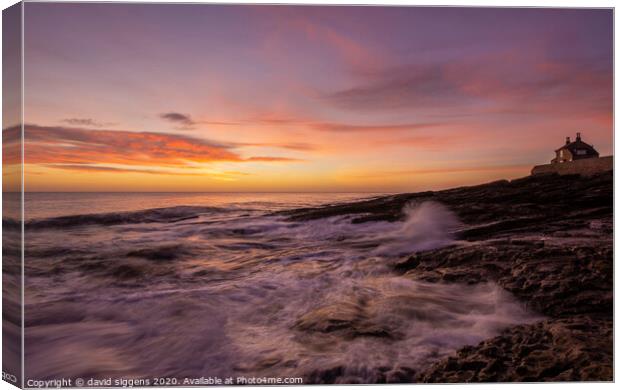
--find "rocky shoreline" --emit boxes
[282,171,613,382]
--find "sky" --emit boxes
[8,3,613,192]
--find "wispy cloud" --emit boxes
[224,110,441,134]
[352,164,531,178]
[323,53,612,120]
[246,156,303,162]
[43,164,190,175]
[324,63,462,111]
[42,164,254,179]
[61,118,115,128]
[288,17,384,74]
[312,121,440,132]
[237,141,317,151]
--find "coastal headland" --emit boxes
[282,170,613,382]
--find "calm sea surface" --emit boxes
[23,192,384,220]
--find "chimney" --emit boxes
[566,136,570,145]
[576,132,581,141]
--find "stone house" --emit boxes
[551,132,599,163]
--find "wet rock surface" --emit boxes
[394,239,612,318]
[418,317,613,382]
[287,172,613,382]
[407,237,613,382]
[292,302,402,340]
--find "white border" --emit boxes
[0,2,617,390]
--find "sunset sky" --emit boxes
[10,3,613,192]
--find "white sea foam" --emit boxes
[375,201,461,256]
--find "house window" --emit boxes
[576,150,587,155]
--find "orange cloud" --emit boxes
[21,124,240,167]
[6,125,301,173]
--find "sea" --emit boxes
[12,192,541,382]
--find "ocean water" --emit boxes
[20,193,542,383]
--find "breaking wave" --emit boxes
[375,201,461,256]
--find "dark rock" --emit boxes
[305,366,345,384]
[385,366,416,383]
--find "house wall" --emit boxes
[559,148,572,162]
[531,155,613,176]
